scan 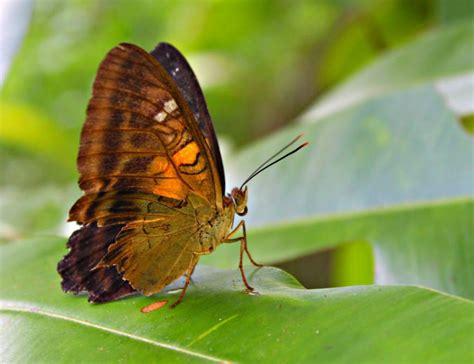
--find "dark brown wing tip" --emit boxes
[151,42,180,54]
[58,223,136,303]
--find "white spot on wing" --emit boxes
[164,99,178,113]
[154,111,167,122]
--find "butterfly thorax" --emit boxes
[194,186,248,254]
[189,192,235,254]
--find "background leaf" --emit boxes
[200,21,474,298]
[205,199,473,299]
[234,86,472,226]
[303,21,474,121]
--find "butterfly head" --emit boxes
[231,134,308,218]
[231,186,248,216]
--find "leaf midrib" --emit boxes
[0,301,228,363]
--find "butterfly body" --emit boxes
[58,42,258,306]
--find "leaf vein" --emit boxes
[0,302,230,363]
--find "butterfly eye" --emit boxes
[237,206,248,217]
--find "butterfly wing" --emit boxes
[151,42,225,192]
[95,192,211,295]
[57,223,137,302]
[74,43,223,216]
[60,43,226,301]
[64,189,211,297]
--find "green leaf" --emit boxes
[205,199,473,298]
[0,184,76,241]
[0,103,76,171]
[436,0,474,24]
[215,85,473,299]
[330,241,374,286]
[233,86,472,227]
[1,237,473,363]
[208,23,474,298]
[303,21,474,121]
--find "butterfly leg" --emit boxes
[225,220,263,267]
[186,259,198,284]
[224,222,263,292]
[223,235,255,292]
[240,221,263,268]
[238,235,255,292]
[170,255,199,309]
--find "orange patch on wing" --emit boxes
[173,141,200,165]
[152,178,187,200]
[149,156,169,175]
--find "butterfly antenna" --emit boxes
[240,135,308,188]
[243,134,303,182]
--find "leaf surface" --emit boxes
[214,23,474,297]
[1,238,472,363]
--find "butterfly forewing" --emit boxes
[73,43,222,226]
[151,43,226,192]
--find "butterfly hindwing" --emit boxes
[95,192,213,295]
[57,223,136,302]
[69,191,188,226]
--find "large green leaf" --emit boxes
[302,21,474,121]
[215,84,473,298]
[204,199,473,298]
[1,238,472,363]
[210,23,473,298]
[232,86,471,226]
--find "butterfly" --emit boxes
[58,42,307,308]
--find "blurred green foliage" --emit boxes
[1,0,473,287]
[2,0,437,150]
[330,241,373,287]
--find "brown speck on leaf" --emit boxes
[141,300,168,313]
